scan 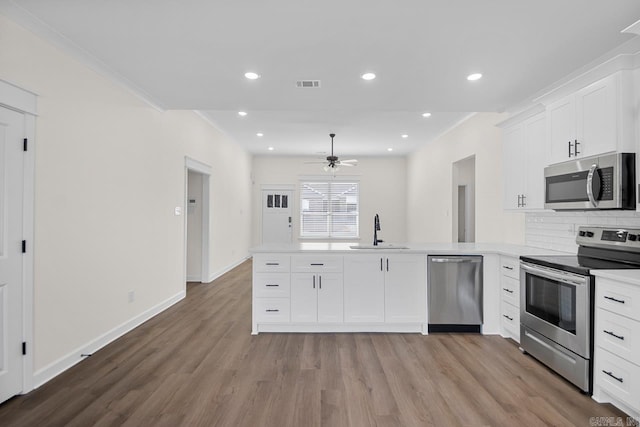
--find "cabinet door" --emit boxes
[547,96,576,164]
[577,75,617,158]
[523,113,547,209]
[291,273,318,322]
[317,273,343,323]
[502,125,525,209]
[344,255,385,322]
[385,255,426,323]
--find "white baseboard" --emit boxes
[31,290,186,390]
[206,254,250,283]
[186,274,201,282]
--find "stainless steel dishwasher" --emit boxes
[428,255,483,333]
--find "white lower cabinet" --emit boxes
[343,254,426,324]
[499,256,520,342]
[344,255,385,322]
[592,275,640,420]
[291,272,343,323]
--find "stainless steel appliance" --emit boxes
[544,152,635,210]
[428,255,483,333]
[520,226,640,393]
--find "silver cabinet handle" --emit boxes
[604,295,625,304]
[503,288,514,294]
[503,314,514,321]
[319,275,322,289]
[431,258,478,263]
[313,275,316,289]
[603,330,624,341]
[602,370,623,383]
[503,266,514,270]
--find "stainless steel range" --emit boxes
[520,226,640,393]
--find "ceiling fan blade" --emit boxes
[338,162,356,167]
[304,161,328,164]
[339,159,358,163]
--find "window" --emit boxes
[300,181,359,238]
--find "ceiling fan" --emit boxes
[307,133,358,172]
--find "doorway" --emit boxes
[185,158,211,284]
[452,156,476,243]
[262,185,294,244]
[0,81,37,402]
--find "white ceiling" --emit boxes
[3,0,640,156]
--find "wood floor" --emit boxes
[0,260,627,427]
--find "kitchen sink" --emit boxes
[349,244,409,249]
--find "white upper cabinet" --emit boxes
[547,72,635,164]
[502,111,547,210]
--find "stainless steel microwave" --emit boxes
[544,152,635,210]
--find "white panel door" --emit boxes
[343,255,385,322]
[548,96,576,164]
[0,106,24,403]
[502,125,524,209]
[385,255,426,323]
[317,273,343,323]
[291,273,318,322]
[577,76,617,158]
[523,113,547,209]
[262,189,293,244]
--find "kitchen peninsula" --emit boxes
[250,242,566,335]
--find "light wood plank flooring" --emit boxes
[0,259,628,426]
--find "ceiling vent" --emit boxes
[296,80,321,88]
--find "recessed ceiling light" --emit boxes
[238,111,247,116]
[467,73,483,81]
[268,147,274,151]
[256,132,264,137]
[244,72,260,80]
[361,72,376,81]
[387,148,393,152]
[422,112,432,118]
[401,134,409,139]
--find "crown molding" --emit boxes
[0,2,167,112]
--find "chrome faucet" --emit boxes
[373,214,383,246]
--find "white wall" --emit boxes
[0,15,252,375]
[407,113,526,244]
[251,156,407,246]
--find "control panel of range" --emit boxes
[576,226,640,251]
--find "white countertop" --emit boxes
[592,269,640,286]
[250,242,571,257]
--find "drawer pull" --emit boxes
[265,284,279,287]
[503,266,514,270]
[503,288,514,294]
[602,370,624,383]
[266,262,280,266]
[265,309,280,313]
[503,314,514,321]
[310,263,324,266]
[604,295,626,304]
[603,330,625,341]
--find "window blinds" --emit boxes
[300,181,359,238]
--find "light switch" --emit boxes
[175,206,182,216]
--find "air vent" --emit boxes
[296,80,321,88]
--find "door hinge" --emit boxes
[22,342,27,355]
[22,240,26,253]
[23,138,28,152]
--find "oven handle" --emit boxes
[586,164,600,208]
[521,262,588,286]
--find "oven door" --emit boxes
[520,262,591,358]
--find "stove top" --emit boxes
[522,226,640,275]
[520,254,640,276]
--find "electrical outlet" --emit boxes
[128,290,135,303]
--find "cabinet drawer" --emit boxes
[500,257,519,279]
[597,278,640,322]
[254,298,290,323]
[597,308,640,366]
[501,301,520,342]
[291,255,343,273]
[501,275,520,307]
[253,273,291,298]
[595,348,640,413]
[253,254,291,273]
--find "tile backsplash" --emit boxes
[525,210,640,253]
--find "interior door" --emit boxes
[0,106,25,403]
[262,189,293,244]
